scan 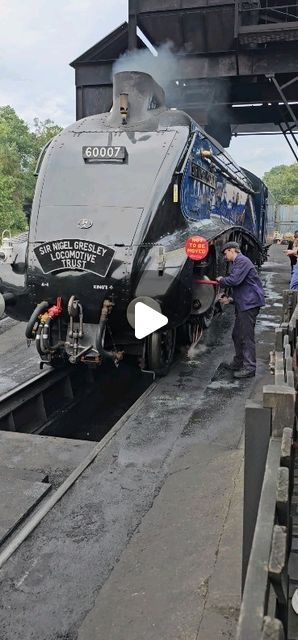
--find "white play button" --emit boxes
[135,302,168,340]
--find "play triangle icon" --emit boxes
[135,302,168,340]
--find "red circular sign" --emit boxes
[185,236,209,261]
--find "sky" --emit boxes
[0,0,295,177]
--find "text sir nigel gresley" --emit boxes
[38,240,109,271]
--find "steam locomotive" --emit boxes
[0,71,274,373]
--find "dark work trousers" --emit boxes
[290,255,297,275]
[232,307,260,372]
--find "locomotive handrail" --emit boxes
[34,137,55,176]
[193,279,219,285]
[202,149,254,194]
[176,128,254,194]
[178,132,197,174]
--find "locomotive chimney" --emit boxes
[108,71,166,126]
[119,93,128,124]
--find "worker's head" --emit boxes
[222,241,241,262]
[294,230,298,238]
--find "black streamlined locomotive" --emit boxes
[0,71,274,373]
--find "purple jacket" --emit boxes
[290,263,298,290]
[220,253,265,311]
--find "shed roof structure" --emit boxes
[70,0,298,156]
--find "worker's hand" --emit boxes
[219,295,233,305]
[216,276,224,282]
[285,249,298,256]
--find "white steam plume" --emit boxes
[112,42,178,95]
[112,41,231,146]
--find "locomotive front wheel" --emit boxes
[146,328,176,376]
[199,302,215,329]
[177,321,199,346]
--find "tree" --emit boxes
[0,107,62,236]
[262,163,298,204]
[0,106,31,235]
[24,117,62,202]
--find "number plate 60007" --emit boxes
[82,146,126,162]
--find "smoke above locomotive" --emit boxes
[0,70,274,373]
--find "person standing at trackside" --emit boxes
[286,245,298,291]
[287,230,298,274]
[216,241,265,379]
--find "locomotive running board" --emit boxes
[0,367,97,434]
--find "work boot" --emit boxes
[233,368,255,379]
[221,361,242,371]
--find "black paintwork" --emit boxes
[0,71,273,360]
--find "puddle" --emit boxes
[259,314,278,320]
[257,320,279,329]
[207,380,240,390]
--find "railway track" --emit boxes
[0,365,98,434]
[0,372,157,568]
[0,358,154,437]
[0,361,155,568]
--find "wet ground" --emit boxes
[0,244,291,640]
[0,319,40,394]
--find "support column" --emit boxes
[128,0,138,51]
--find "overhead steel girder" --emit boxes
[75,64,113,87]
[75,88,298,128]
[132,1,235,12]
[185,104,298,126]
[174,49,298,79]
[75,57,298,90]
[171,77,298,105]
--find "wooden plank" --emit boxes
[280,428,292,468]
[261,615,285,639]
[236,439,281,640]
[276,469,289,527]
[275,328,283,351]
[263,386,296,438]
[242,402,271,590]
[284,344,291,360]
[286,370,295,388]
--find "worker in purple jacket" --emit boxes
[216,241,265,379]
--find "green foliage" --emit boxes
[262,163,298,205]
[0,106,62,236]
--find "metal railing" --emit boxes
[234,0,298,40]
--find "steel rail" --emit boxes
[0,379,157,569]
